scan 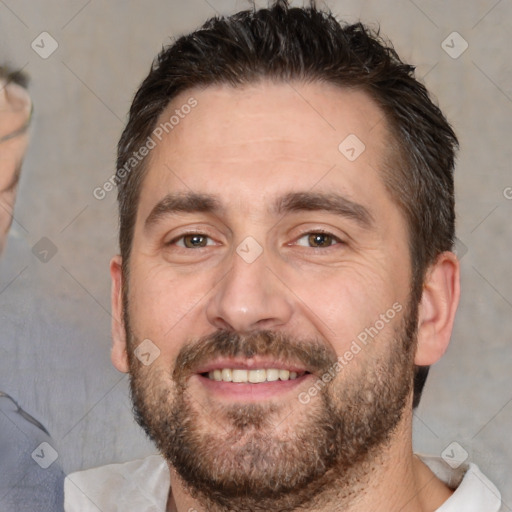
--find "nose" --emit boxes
[205,244,293,333]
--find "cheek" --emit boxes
[127,260,215,347]
[282,260,402,342]
[0,188,16,210]
[0,192,16,235]
[0,211,9,234]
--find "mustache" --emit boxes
[172,329,338,386]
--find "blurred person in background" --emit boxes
[0,65,64,512]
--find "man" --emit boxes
[65,1,502,510]
[0,67,30,254]
[0,66,65,511]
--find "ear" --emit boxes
[414,251,460,366]
[110,255,130,373]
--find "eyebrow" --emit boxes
[144,190,373,231]
[274,191,374,229]
[144,193,221,230]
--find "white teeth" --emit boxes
[266,368,279,382]
[279,369,290,381]
[221,368,232,382]
[206,368,304,383]
[232,369,247,382]
[248,369,267,383]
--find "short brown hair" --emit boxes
[115,0,458,407]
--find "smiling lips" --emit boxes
[195,357,311,385]
[206,368,308,383]
[194,359,313,401]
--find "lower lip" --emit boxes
[193,373,313,402]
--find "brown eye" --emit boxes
[168,232,217,249]
[307,233,335,248]
[182,234,209,248]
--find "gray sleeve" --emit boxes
[0,393,64,512]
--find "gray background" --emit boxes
[0,0,510,506]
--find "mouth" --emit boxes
[203,367,309,382]
[192,358,314,401]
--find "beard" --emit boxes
[126,300,418,512]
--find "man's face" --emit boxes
[0,80,31,255]
[116,82,418,509]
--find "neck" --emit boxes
[166,411,453,512]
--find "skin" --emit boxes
[0,79,31,255]
[110,81,460,511]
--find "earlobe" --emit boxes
[110,255,130,373]
[414,251,460,366]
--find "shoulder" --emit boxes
[0,394,64,511]
[0,393,50,450]
[418,454,502,512]
[64,454,169,512]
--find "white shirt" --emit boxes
[64,454,502,512]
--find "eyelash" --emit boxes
[166,232,215,248]
[293,230,344,249]
[167,230,344,249]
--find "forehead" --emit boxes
[137,81,393,218]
